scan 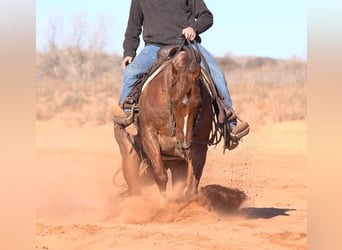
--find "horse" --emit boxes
[114,43,215,201]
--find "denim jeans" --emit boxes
[119,45,160,105]
[119,43,234,111]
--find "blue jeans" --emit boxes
[119,44,234,111]
[120,45,160,105]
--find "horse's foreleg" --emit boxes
[114,124,142,195]
[184,155,197,199]
[169,161,187,188]
[141,129,168,198]
[184,145,208,199]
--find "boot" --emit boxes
[222,107,250,150]
[230,120,250,141]
[112,105,138,136]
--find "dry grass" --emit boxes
[225,56,307,127]
[36,48,306,127]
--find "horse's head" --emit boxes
[166,47,202,150]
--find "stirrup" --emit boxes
[224,121,249,151]
[227,140,239,151]
[222,123,238,151]
[224,107,237,122]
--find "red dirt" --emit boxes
[36,120,307,249]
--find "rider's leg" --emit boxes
[115,45,160,135]
[193,43,249,142]
[194,44,233,106]
[119,45,161,106]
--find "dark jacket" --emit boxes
[123,0,213,58]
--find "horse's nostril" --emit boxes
[176,140,191,150]
[182,141,191,150]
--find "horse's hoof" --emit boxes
[183,188,197,201]
[159,192,168,207]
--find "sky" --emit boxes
[36,0,307,60]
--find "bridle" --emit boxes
[167,38,223,147]
[167,38,200,137]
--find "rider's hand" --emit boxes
[182,27,196,41]
[121,56,133,70]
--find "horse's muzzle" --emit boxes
[177,140,192,150]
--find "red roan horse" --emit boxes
[114,45,214,201]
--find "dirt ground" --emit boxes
[36,119,307,250]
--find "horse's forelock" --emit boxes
[164,47,201,104]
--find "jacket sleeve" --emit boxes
[123,0,143,58]
[190,0,213,34]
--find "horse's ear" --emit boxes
[189,60,201,77]
[172,51,187,71]
[189,59,198,73]
[171,61,177,75]
[165,62,177,87]
[195,64,201,77]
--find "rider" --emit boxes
[117,0,249,149]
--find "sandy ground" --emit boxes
[36,120,307,250]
